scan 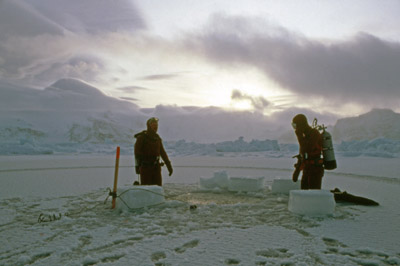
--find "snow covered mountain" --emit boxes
[0,78,309,145]
[0,78,143,146]
[333,109,400,141]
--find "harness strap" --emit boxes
[304,158,323,166]
[140,156,161,167]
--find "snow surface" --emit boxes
[0,155,399,265]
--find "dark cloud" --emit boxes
[139,74,180,81]
[0,0,64,41]
[24,0,146,34]
[116,86,149,93]
[0,0,147,86]
[120,96,138,102]
[231,89,271,112]
[0,0,146,39]
[185,14,400,106]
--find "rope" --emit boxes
[37,190,110,223]
[109,186,194,211]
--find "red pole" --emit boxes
[112,146,120,209]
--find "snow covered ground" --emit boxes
[0,154,399,266]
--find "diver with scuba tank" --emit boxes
[292,114,325,189]
[134,117,173,186]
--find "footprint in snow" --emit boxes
[224,258,241,265]
[256,248,293,259]
[322,237,348,248]
[174,239,200,254]
[151,251,167,262]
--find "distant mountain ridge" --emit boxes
[333,109,400,141]
[1,78,400,152]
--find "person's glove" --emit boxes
[292,154,302,182]
[166,162,173,176]
[134,156,142,174]
[292,167,300,182]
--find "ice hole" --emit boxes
[271,178,301,194]
[199,170,229,189]
[199,171,264,192]
[228,176,264,192]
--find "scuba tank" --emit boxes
[313,119,337,170]
[134,131,146,175]
[321,129,337,170]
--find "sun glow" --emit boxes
[100,43,292,113]
[196,67,290,111]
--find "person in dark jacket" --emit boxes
[134,117,173,186]
[292,114,324,189]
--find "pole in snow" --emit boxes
[112,146,120,209]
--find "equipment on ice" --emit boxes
[312,118,337,170]
[331,188,379,206]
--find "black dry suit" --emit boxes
[134,127,172,186]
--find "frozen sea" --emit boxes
[0,154,399,266]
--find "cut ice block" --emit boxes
[271,179,300,194]
[199,170,229,189]
[228,176,264,192]
[116,185,165,211]
[288,190,335,216]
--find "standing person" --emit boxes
[134,117,173,186]
[291,114,324,189]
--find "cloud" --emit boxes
[120,96,138,102]
[33,55,105,85]
[3,2,399,114]
[184,14,400,106]
[231,89,271,112]
[0,0,65,40]
[0,34,107,86]
[0,0,147,86]
[139,74,181,81]
[22,0,146,34]
[116,86,149,93]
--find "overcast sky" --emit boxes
[1,0,400,117]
